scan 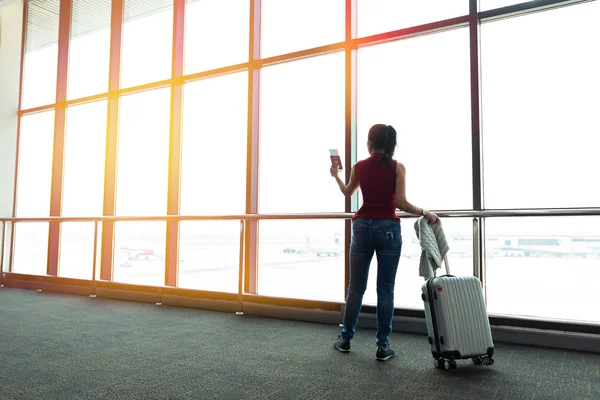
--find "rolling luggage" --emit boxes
[421,260,495,370]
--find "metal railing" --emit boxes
[1,208,600,308]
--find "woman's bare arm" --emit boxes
[332,165,359,197]
[395,163,439,222]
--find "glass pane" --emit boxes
[178,221,240,293]
[67,0,111,99]
[481,1,536,11]
[21,0,60,109]
[258,220,345,302]
[259,52,345,213]
[59,222,97,280]
[181,72,247,215]
[481,2,600,208]
[357,0,468,38]
[16,111,55,217]
[184,0,249,74]
[62,101,107,216]
[113,222,165,286]
[260,0,345,58]
[120,1,173,88]
[12,222,49,275]
[116,88,170,216]
[485,216,600,324]
[359,218,473,309]
[357,28,472,211]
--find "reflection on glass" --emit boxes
[16,111,55,217]
[67,0,111,99]
[113,222,165,286]
[116,88,170,216]
[258,220,345,302]
[260,0,345,58]
[259,52,345,213]
[178,221,240,293]
[62,101,107,217]
[21,0,59,109]
[59,222,99,280]
[481,2,600,208]
[12,223,49,275]
[361,218,473,309]
[485,217,600,324]
[184,0,249,74]
[357,28,471,211]
[181,72,247,215]
[357,0,467,38]
[120,1,173,88]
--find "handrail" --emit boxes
[1,208,600,222]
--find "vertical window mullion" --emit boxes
[165,0,185,287]
[47,0,73,276]
[100,0,124,281]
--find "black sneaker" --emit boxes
[376,345,395,361]
[334,336,351,352]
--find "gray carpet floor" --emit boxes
[0,287,598,400]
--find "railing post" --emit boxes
[90,220,99,297]
[244,0,261,295]
[237,219,246,315]
[0,221,4,286]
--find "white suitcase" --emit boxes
[421,262,495,370]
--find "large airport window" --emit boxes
[257,52,345,300]
[258,220,346,302]
[113,222,166,287]
[12,223,50,276]
[260,0,345,58]
[21,0,60,109]
[113,89,170,286]
[67,0,111,99]
[12,111,54,275]
[59,101,107,279]
[115,89,170,217]
[178,221,241,293]
[259,52,345,214]
[485,216,600,324]
[180,72,247,216]
[184,0,249,74]
[120,0,173,88]
[481,2,600,209]
[356,0,467,38]
[356,28,472,211]
[178,71,248,293]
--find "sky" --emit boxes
[9,0,600,243]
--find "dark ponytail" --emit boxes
[367,123,397,168]
[382,125,397,167]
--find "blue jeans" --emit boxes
[341,218,402,347]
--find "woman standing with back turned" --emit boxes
[330,123,439,361]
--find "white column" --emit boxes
[0,0,24,272]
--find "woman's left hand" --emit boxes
[330,166,339,177]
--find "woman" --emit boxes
[330,123,439,361]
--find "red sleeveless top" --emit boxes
[353,153,399,221]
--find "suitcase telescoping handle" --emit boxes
[434,254,452,277]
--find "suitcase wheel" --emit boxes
[473,356,494,366]
[482,356,494,366]
[435,358,457,370]
[443,359,457,370]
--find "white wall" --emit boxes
[0,0,23,272]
